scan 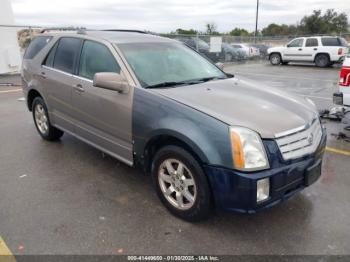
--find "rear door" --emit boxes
[283,38,304,61]
[41,37,82,132]
[71,40,134,165]
[303,38,319,61]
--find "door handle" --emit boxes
[298,48,303,51]
[313,48,318,50]
[74,84,85,93]
[39,72,46,79]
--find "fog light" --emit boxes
[257,178,270,203]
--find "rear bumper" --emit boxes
[204,131,327,213]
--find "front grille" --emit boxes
[275,118,323,161]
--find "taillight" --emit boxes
[338,48,343,55]
[339,66,350,86]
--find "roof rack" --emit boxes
[101,29,147,34]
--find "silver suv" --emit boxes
[22,30,326,221]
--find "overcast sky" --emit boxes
[10,0,350,33]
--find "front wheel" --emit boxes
[151,145,212,222]
[269,53,281,65]
[32,97,64,141]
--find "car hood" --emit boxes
[151,78,318,139]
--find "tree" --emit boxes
[261,23,298,36]
[299,9,348,34]
[229,28,249,36]
[205,22,219,35]
[175,28,198,35]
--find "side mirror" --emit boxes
[215,62,224,70]
[93,72,129,93]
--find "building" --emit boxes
[0,0,21,74]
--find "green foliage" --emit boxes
[229,28,249,36]
[175,28,198,35]
[262,9,349,36]
[261,23,298,36]
[300,9,348,34]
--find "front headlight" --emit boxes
[229,127,269,171]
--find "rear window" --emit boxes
[53,37,82,74]
[321,37,346,46]
[23,36,52,59]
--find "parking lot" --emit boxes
[1,61,350,256]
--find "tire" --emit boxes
[151,145,212,222]
[269,53,281,65]
[315,54,330,68]
[32,97,64,141]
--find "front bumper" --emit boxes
[204,130,327,213]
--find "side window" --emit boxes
[24,36,52,59]
[79,41,121,80]
[43,41,58,67]
[305,38,319,47]
[53,38,82,74]
[288,39,304,48]
[321,37,341,46]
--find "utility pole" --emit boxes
[254,0,259,43]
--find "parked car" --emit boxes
[22,30,326,221]
[174,36,223,62]
[231,43,260,58]
[222,43,247,61]
[174,36,209,52]
[334,55,350,107]
[250,43,271,57]
[268,36,349,67]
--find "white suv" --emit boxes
[268,36,349,67]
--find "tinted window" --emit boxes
[24,36,52,59]
[53,38,82,74]
[306,38,318,47]
[79,41,120,80]
[43,41,58,67]
[321,37,341,46]
[288,39,304,47]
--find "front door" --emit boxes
[283,38,305,61]
[71,40,134,165]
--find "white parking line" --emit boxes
[301,95,332,101]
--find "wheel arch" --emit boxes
[27,89,43,111]
[142,131,208,174]
[314,52,330,62]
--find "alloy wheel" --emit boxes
[158,158,197,210]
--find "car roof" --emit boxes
[41,30,176,44]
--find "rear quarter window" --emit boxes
[321,37,342,46]
[23,36,52,59]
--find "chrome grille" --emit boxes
[275,118,323,161]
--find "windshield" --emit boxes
[117,42,226,87]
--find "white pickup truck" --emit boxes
[268,36,349,67]
[334,55,350,107]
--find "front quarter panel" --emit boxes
[132,87,233,169]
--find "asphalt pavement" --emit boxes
[0,62,350,256]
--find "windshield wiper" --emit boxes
[146,80,203,89]
[145,76,227,89]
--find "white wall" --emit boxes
[0,0,22,74]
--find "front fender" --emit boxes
[132,87,233,169]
